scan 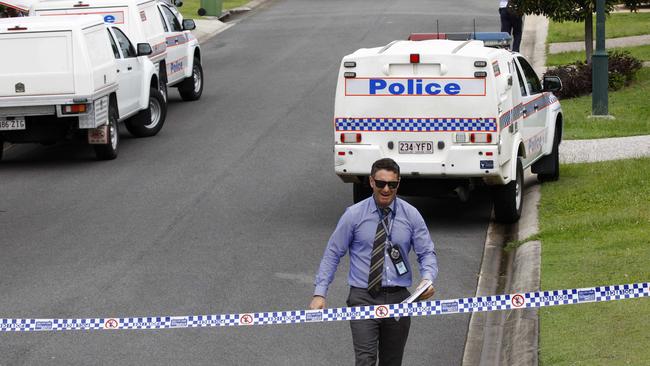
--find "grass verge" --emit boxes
[179,0,249,20]
[559,67,650,139]
[538,158,650,365]
[547,12,650,43]
[547,44,650,66]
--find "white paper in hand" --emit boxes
[401,279,432,304]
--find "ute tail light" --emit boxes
[62,104,88,114]
[340,133,361,143]
[470,133,493,144]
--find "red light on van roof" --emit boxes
[410,54,420,64]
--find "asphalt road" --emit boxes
[0,0,499,364]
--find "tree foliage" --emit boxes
[510,0,648,62]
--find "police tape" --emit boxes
[1,282,648,332]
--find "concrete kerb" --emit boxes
[462,15,547,366]
[192,0,272,43]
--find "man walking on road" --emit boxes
[309,158,438,366]
[499,0,523,52]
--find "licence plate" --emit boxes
[399,141,434,154]
[0,117,26,131]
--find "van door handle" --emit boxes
[127,66,133,71]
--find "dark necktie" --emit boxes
[368,207,391,296]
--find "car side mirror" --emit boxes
[542,75,562,92]
[137,43,153,56]
[174,0,183,7]
[182,19,196,31]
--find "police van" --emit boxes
[31,0,203,103]
[333,33,563,223]
[0,15,161,160]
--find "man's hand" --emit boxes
[416,280,435,300]
[309,295,326,310]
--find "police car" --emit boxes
[0,15,161,160]
[31,0,203,104]
[333,33,563,223]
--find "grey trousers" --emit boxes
[347,287,411,366]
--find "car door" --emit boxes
[158,3,185,85]
[514,56,548,166]
[108,27,142,118]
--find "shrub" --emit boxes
[544,51,643,99]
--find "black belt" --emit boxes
[380,286,406,293]
[352,286,406,293]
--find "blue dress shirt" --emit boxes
[314,197,438,297]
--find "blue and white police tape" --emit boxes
[1,282,648,332]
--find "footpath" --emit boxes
[463,11,650,366]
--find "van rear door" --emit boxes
[0,31,74,97]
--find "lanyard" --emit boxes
[375,201,397,242]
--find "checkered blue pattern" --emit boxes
[460,294,510,313]
[255,311,304,325]
[188,314,239,327]
[323,306,376,322]
[335,117,497,132]
[595,283,647,301]
[526,289,577,308]
[1,282,648,332]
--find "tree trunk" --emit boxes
[585,9,594,63]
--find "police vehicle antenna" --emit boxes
[473,19,476,39]
[436,19,439,39]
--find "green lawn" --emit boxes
[559,67,650,139]
[547,44,650,66]
[538,159,650,365]
[547,12,650,43]
[179,0,249,19]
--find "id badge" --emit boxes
[388,243,408,276]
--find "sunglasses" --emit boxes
[373,179,400,189]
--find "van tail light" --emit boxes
[340,133,361,143]
[62,104,88,114]
[469,133,492,143]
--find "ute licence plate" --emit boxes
[399,141,434,154]
[0,117,26,131]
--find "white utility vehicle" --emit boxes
[31,0,203,103]
[0,15,161,160]
[333,33,563,223]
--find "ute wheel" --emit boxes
[178,57,204,101]
[493,157,524,223]
[353,182,372,203]
[94,102,119,160]
[536,130,560,182]
[125,87,167,137]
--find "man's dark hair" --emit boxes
[371,158,400,178]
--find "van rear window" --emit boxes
[0,32,72,75]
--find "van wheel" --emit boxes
[536,130,560,182]
[353,182,372,203]
[178,57,203,101]
[0,139,4,161]
[493,157,524,223]
[94,103,119,160]
[125,87,167,137]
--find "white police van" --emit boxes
[31,0,203,103]
[0,15,160,160]
[334,33,563,223]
